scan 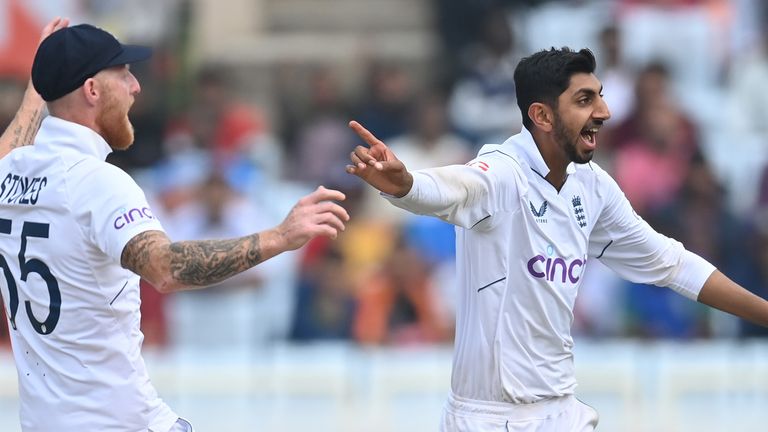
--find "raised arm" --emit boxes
[0,17,69,158]
[120,186,349,293]
[697,271,768,328]
[346,120,520,229]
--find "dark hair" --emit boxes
[514,47,597,130]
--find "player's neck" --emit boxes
[544,168,567,191]
[48,101,97,132]
[532,135,568,191]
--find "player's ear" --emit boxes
[529,102,554,132]
[81,78,100,106]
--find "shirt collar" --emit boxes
[36,116,113,161]
[503,127,576,177]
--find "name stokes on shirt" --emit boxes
[0,173,48,205]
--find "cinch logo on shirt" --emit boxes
[526,245,586,284]
[113,207,155,230]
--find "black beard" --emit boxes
[553,113,593,164]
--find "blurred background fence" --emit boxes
[3,342,768,431]
[2,0,768,430]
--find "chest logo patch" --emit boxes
[572,195,587,228]
[529,200,548,223]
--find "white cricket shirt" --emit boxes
[0,117,178,431]
[384,128,715,403]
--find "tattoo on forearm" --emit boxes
[122,230,263,289]
[169,234,262,286]
[9,106,44,150]
[22,107,44,147]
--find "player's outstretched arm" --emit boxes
[697,270,768,327]
[121,186,349,293]
[0,17,69,158]
[346,120,413,197]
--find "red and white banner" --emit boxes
[0,0,80,80]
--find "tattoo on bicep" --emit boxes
[169,234,262,286]
[121,230,169,275]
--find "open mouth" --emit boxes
[580,127,599,150]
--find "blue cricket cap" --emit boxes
[31,24,152,102]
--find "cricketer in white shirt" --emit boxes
[0,116,178,431]
[2,21,348,432]
[347,46,768,432]
[368,127,718,430]
[385,126,716,403]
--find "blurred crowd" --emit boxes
[2,0,768,351]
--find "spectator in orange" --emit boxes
[353,234,453,345]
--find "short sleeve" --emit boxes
[69,161,165,262]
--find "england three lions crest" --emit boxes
[572,196,586,228]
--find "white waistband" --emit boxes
[446,391,574,421]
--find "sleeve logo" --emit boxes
[113,207,155,230]
[466,160,489,171]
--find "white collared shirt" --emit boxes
[0,117,177,431]
[384,128,715,403]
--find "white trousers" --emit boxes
[440,392,598,432]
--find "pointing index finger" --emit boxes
[348,120,386,149]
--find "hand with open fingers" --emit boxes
[276,186,349,250]
[346,120,413,197]
[40,17,69,43]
